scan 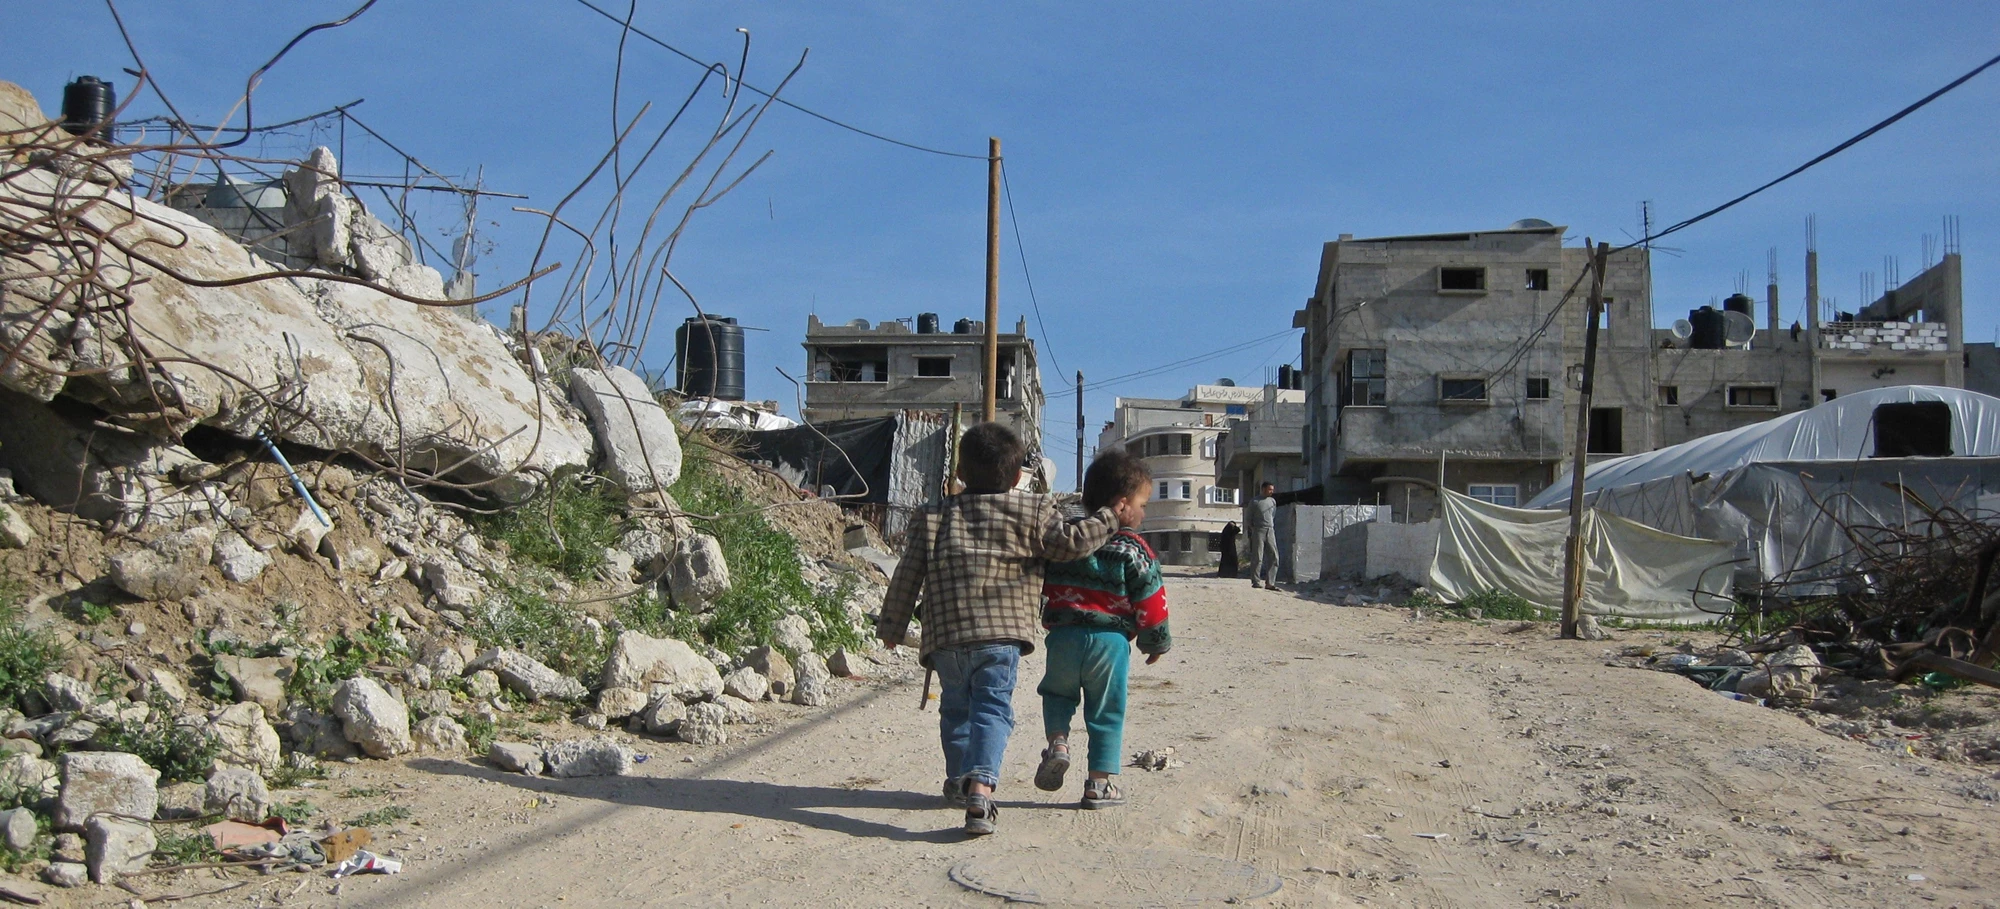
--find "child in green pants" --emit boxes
[1034,448,1171,808]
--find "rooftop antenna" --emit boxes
[1639,200,1653,249]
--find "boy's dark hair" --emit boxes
[958,422,1027,491]
[1082,447,1152,512]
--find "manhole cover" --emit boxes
[949,849,1281,906]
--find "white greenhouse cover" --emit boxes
[1428,490,1735,623]
[1526,386,2000,509]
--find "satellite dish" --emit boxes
[1722,310,1757,347]
[1670,319,1694,341]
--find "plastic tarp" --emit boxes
[718,417,898,502]
[1526,386,2000,509]
[1428,489,1735,623]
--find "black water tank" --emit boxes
[676,316,745,401]
[1723,293,1755,318]
[61,76,116,137]
[1277,365,1293,389]
[1689,306,1727,349]
[953,318,976,335]
[917,313,939,334]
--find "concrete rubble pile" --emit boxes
[0,80,896,891]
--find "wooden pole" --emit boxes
[1561,240,1610,639]
[982,137,1002,423]
[1075,370,1085,493]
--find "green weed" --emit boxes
[470,579,607,691]
[460,713,496,755]
[1456,588,1547,621]
[345,805,411,828]
[95,695,222,784]
[152,828,218,866]
[267,758,327,790]
[286,614,409,711]
[474,470,627,581]
[339,787,386,799]
[0,813,47,874]
[269,799,318,824]
[0,580,67,714]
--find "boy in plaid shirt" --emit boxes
[877,423,1119,836]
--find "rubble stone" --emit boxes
[667,533,730,611]
[406,689,454,720]
[331,678,413,758]
[465,670,501,700]
[570,366,684,492]
[43,673,92,713]
[827,647,865,679]
[616,528,668,575]
[49,832,82,864]
[155,782,205,820]
[542,738,633,778]
[280,706,357,760]
[716,694,758,725]
[212,531,270,583]
[791,652,831,708]
[109,525,216,600]
[0,753,57,802]
[421,644,466,680]
[0,503,32,548]
[202,767,271,821]
[471,649,587,702]
[205,701,284,773]
[42,862,86,888]
[1578,614,1608,641]
[214,654,293,718]
[600,632,720,703]
[639,694,686,736]
[721,667,769,703]
[84,815,154,883]
[677,702,729,745]
[54,752,159,831]
[596,687,648,720]
[744,646,794,698]
[773,615,814,658]
[486,743,542,778]
[413,716,468,754]
[0,806,35,850]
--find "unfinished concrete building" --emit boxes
[1297,219,1967,523]
[1214,377,1311,498]
[802,314,1046,484]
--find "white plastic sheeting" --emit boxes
[674,400,798,432]
[1428,490,1735,623]
[1526,386,2000,509]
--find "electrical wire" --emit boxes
[571,0,987,160]
[999,162,1062,380]
[1046,328,1299,401]
[1622,49,2000,251]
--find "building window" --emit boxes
[1440,377,1488,403]
[819,349,889,382]
[1156,480,1193,501]
[1468,484,1520,507]
[1156,480,1170,501]
[1588,408,1623,454]
[1658,385,1679,406]
[1208,532,1227,551]
[914,356,952,378]
[1592,297,1616,332]
[1525,377,1551,400]
[1200,436,1218,459]
[1525,269,1550,291]
[1345,349,1386,406]
[1727,386,1778,408]
[1178,531,1193,553]
[1439,267,1487,292]
[1205,486,1240,506]
[1180,480,1193,501]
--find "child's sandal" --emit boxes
[1034,744,1071,792]
[1080,778,1125,809]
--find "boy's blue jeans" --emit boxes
[932,642,1022,790]
[1037,626,1130,775]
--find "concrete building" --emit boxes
[802,314,1047,485]
[1101,384,1303,566]
[1214,379,1310,497]
[1297,220,1966,522]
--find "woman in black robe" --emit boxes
[1218,522,1241,578]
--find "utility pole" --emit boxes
[1560,240,1610,639]
[982,137,1002,423]
[1075,371,1085,493]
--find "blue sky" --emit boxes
[12,2,1998,466]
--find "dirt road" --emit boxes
[213,574,1997,908]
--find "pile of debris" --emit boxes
[0,79,895,895]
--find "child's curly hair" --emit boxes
[1082,447,1152,512]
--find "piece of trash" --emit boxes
[1130,748,1185,771]
[329,850,402,878]
[1414,833,1449,840]
[634,754,650,763]
[204,819,281,850]
[319,829,373,865]
[1907,874,1927,882]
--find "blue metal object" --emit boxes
[256,431,330,527]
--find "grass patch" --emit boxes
[153,828,219,866]
[0,580,68,714]
[470,578,607,691]
[285,613,409,712]
[339,787,386,799]
[269,799,318,824]
[669,451,869,655]
[461,713,496,754]
[94,695,220,784]
[346,805,411,828]
[1457,588,1547,622]
[475,470,627,581]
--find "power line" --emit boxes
[572,0,987,160]
[1046,328,1299,401]
[1000,163,1062,380]
[1623,49,2000,251]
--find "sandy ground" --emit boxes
[127,573,2000,908]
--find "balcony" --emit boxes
[1217,419,1302,475]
